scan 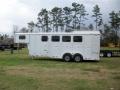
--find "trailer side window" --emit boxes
[19,35,26,40]
[41,36,48,42]
[73,36,82,42]
[62,36,71,42]
[52,36,60,42]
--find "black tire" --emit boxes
[73,54,83,62]
[63,53,72,62]
[1,47,4,51]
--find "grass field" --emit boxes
[101,47,120,50]
[0,49,120,90]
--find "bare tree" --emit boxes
[20,27,28,33]
[28,21,35,32]
[13,25,19,34]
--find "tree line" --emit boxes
[16,2,120,47]
[27,3,102,32]
[0,34,14,45]
[101,11,120,46]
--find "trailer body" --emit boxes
[14,31,100,61]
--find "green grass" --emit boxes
[0,49,120,90]
[101,47,120,50]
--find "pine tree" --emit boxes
[38,9,50,32]
[78,4,88,30]
[109,11,120,46]
[92,5,102,30]
[63,7,72,31]
[72,2,80,29]
[88,24,94,30]
[51,7,63,32]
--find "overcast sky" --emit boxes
[0,0,120,35]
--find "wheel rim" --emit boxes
[74,56,81,62]
[100,53,104,57]
[64,56,70,61]
[107,53,111,57]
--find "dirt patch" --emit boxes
[5,66,109,80]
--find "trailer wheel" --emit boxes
[100,53,104,57]
[107,53,112,57]
[63,53,72,62]
[73,54,83,62]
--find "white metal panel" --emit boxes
[71,35,85,55]
[29,35,49,57]
[83,35,93,60]
[29,35,37,56]
[90,34,100,60]
[38,35,49,57]
[48,35,62,58]
[14,34,29,43]
[59,35,73,58]
[15,31,100,35]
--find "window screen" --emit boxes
[19,35,26,39]
[62,36,71,42]
[41,36,48,42]
[73,36,82,42]
[51,36,60,42]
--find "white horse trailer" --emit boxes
[14,31,100,62]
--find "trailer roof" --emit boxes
[15,31,100,35]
